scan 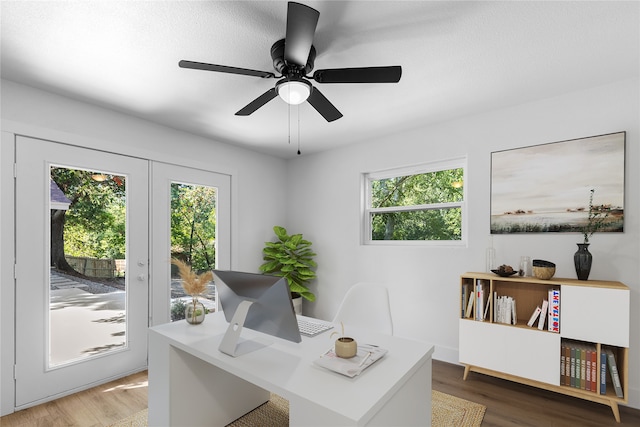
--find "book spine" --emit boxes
[538,299,548,330]
[483,287,491,320]
[465,289,474,318]
[565,344,571,387]
[600,350,607,395]
[585,347,591,390]
[606,348,624,398]
[461,284,468,318]
[506,297,510,325]
[476,280,484,321]
[570,345,576,388]
[580,346,586,390]
[527,306,541,327]
[590,348,597,393]
[573,344,582,388]
[548,289,560,333]
[560,342,566,386]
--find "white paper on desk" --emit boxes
[314,344,388,378]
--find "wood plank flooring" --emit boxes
[1,371,147,427]
[433,360,640,426]
[2,360,640,426]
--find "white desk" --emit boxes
[148,313,434,426]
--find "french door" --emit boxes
[15,137,149,407]
[150,162,230,325]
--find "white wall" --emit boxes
[286,78,640,408]
[2,76,639,412]
[1,80,287,269]
[0,80,288,414]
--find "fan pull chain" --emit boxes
[297,105,301,155]
[288,101,291,146]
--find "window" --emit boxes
[363,159,466,244]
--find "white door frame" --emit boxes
[14,136,149,408]
[1,132,17,416]
[1,131,236,415]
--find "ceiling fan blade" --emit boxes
[235,88,278,116]
[284,2,320,67]
[179,60,275,79]
[307,87,343,122]
[313,66,402,84]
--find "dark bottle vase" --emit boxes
[574,243,592,281]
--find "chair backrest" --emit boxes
[332,282,393,335]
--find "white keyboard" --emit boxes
[297,317,334,337]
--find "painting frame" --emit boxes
[490,132,625,235]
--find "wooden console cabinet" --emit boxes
[459,272,629,422]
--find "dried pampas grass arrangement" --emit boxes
[171,258,213,297]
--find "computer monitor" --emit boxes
[213,270,301,357]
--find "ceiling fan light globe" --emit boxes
[277,80,311,105]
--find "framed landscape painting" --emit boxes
[490,132,625,234]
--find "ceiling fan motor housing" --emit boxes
[271,38,316,76]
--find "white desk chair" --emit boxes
[332,282,393,335]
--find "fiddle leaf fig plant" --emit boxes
[259,226,317,301]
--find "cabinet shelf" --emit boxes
[459,272,629,422]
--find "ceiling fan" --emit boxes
[179,2,402,122]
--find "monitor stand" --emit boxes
[218,300,272,357]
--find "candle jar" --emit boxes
[334,337,357,358]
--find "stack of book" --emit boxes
[561,341,598,393]
[493,294,516,325]
[462,280,491,321]
[560,341,623,398]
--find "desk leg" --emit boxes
[148,332,269,426]
[148,331,170,426]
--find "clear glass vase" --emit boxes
[185,298,206,324]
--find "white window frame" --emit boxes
[362,157,467,246]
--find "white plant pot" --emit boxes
[292,295,302,315]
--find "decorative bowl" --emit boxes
[532,259,556,280]
[491,269,517,277]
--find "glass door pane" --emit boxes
[169,182,217,322]
[49,166,128,366]
[150,161,230,326]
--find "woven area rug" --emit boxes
[431,390,486,427]
[109,390,485,427]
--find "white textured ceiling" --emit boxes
[2,1,638,158]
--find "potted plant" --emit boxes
[171,258,212,324]
[259,226,317,313]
